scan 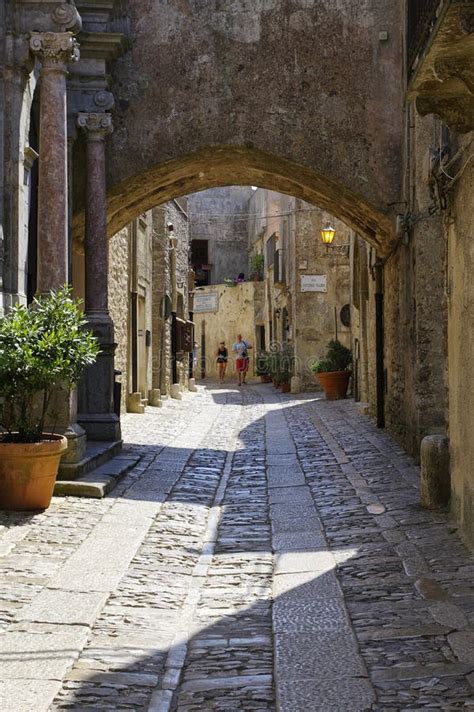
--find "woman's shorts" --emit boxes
[236,357,249,372]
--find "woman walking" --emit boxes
[216,342,228,384]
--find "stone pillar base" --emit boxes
[127,393,146,414]
[60,422,87,464]
[170,384,182,400]
[78,313,121,441]
[148,388,162,406]
[291,376,301,394]
[78,413,121,441]
[189,378,198,392]
[420,434,450,509]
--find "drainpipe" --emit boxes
[375,261,385,428]
[169,227,178,384]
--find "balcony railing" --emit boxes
[407,0,445,78]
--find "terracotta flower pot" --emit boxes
[260,375,272,383]
[281,382,291,393]
[316,371,351,400]
[0,434,68,511]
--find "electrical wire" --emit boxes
[187,206,329,221]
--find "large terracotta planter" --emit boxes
[0,435,68,511]
[317,371,351,400]
[281,382,291,393]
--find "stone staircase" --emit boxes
[55,440,140,498]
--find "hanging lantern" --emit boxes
[321,224,336,245]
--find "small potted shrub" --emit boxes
[279,347,293,393]
[256,352,272,383]
[311,340,352,400]
[250,253,264,281]
[0,288,99,510]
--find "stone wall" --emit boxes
[293,204,351,390]
[107,201,190,410]
[188,187,253,285]
[97,0,404,252]
[151,208,172,396]
[382,109,448,460]
[151,200,190,393]
[193,282,264,381]
[108,226,129,410]
[247,189,351,391]
[447,135,474,544]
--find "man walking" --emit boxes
[232,333,252,386]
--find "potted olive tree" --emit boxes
[311,340,352,400]
[0,288,99,510]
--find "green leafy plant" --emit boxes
[0,287,99,443]
[223,277,237,287]
[311,339,352,374]
[256,351,270,376]
[250,253,264,279]
[267,346,293,383]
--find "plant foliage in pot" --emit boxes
[311,339,352,400]
[278,348,293,393]
[0,287,99,510]
[256,351,272,383]
[250,253,264,281]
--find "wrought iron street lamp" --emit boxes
[321,223,336,245]
[320,223,349,255]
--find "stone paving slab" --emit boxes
[277,677,376,711]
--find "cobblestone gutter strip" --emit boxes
[0,391,225,712]
[284,395,474,709]
[265,390,375,712]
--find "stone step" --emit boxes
[58,439,123,480]
[54,453,141,498]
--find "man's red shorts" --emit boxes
[236,357,249,373]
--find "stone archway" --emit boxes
[71,0,404,260]
[74,145,396,257]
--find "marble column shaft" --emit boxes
[78,114,112,314]
[30,32,79,293]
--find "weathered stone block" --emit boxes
[420,434,450,509]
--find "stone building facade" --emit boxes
[192,282,264,381]
[192,187,351,391]
[81,199,191,414]
[188,187,254,286]
[248,189,351,391]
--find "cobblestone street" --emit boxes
[1,384,474,711]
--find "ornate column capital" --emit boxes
[30,32,79,71]
[51,3,82,34]
[77,112,114,141]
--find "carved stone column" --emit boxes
[30,31,87,473]
[30,32,79,293]
[76,112,121,441]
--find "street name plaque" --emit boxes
[193,291,219,313]
[300,274,328,293]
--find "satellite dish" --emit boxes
[160,295,172,319]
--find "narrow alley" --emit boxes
[1,385,473,711]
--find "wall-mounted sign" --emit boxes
[300,274,327,293]
[193,291,219,313]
